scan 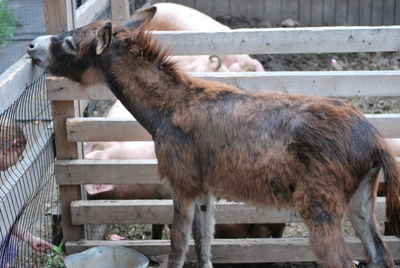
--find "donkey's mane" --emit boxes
[117,24,180,75]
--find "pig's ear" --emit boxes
[96,22,112,55]
[122,6,156,29]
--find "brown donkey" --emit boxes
[27,8,400,268]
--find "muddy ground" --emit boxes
[89,16,400,268]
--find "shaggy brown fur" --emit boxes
[28,10,400,268]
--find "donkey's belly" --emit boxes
[207,170,294,208]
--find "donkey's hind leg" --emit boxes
[348,168,394,268]
[168,191,196,268]
[192,193,215,268]
[295,185,355,268]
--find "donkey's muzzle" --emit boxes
[27,35,52,68]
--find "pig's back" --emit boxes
[151,3,230,31]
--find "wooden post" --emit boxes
[44,0,76,34]
[52,100,84,242]
[111,0,130,24]
[45,0,83,242]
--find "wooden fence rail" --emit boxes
[0,56,43,114]
[151,26,400,55]
[66,237,400,262]
[71,198,387,225]
[65,114,400,142]
[56,159,159,184]
[47,70,400,100]
[55,158,400,185]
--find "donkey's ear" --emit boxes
[122,6,156,29]
[96,22,112,55]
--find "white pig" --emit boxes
[129,2,264,72]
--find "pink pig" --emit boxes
[85,100,159,195]
[135,2,264,72]
[386,138,400,158]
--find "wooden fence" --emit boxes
[44,0,400,264]
[152,0,400,27]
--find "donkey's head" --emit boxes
[27,7,157,83]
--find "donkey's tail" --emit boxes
[379,143,400,236]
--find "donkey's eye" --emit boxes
[66,38,75,50]
[62,36,78,55]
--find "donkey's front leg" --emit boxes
[192,193,215,268]
[168,192,196,268]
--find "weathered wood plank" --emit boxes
[47,0,83,234]
[395,0,400,24]
[55,159,160,185]
[347,0,360,26]
[230,0,245,18]
[76,0,109,28]
[52,101,84,241]
[44,0,84,242]
[71,200,298,225]
[59,185,84,241]
[264,0,282,26]
[228,0,265,19]
[383,0,396,25]
[47,71,400,101]
[66,114,400,142]
[47,77,115,100]
[65,237,400,261]
[367,114,400,138]
[55,158,400,185]
[197,71,400,97]
[211,0,230,18]
[44,0,75,34]
[67,118,152,141]
[371,0,384,25]
[322,0,335,26]
[246,0,265,19]
[310,0,323,25]
[359,0,373,25]
[37,27,400,56]
[70,197,387,225]
[299,0,311,26]
[335,0,348,25]
[152,26,400,55]
[52,101,82,159]
[282,0,299,21]
[0,56,43,114]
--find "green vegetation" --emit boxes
[0,0,19,47]
[41,240,66,268]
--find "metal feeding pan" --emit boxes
[64,246,149,268]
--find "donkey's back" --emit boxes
[168,87,378,201]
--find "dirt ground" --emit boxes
[88,16,400,268]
